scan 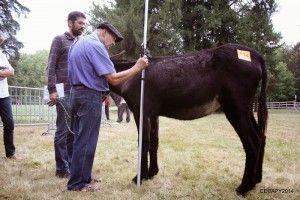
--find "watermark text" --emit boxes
[260,188,294,194]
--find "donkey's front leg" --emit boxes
[132,114,151,184]
[148,116,159,179]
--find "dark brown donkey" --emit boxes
[109,43,268,196]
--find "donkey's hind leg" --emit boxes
[250,112,265,183]
[223,106,261,196]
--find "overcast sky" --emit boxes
[16,0,300,54]
[17,0,97,54]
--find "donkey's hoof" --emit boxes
[235,187,247,197]
[132,176,139,184]
[235,183,256,196]
[255,175,262,184]
[147,168,159,179]
[132,175,148,184]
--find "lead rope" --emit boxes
[47,99,76,145]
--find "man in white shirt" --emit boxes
[0,31,21,160]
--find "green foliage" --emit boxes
[88,0,281,58]
[9,50,48,87]
[88,0,182,59]
[181,0,240,51]
[283,43,300,101]
[268,61,295,101]
[0,0,29,59]
[180,0,281,54]
[88,0,281,56]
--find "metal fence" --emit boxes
[0,86,56,133]
[0,86,109,133]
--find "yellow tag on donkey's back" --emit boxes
[237,49,251,62]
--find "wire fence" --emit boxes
[0,86,299,131]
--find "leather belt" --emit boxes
[72,84,87,89]
[72,84,109,96]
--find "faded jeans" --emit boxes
[54,91,73,174]
[67,86,103,190]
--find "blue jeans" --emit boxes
[67,87,103,190]
[0,96,15,157]
[54,91,73,174]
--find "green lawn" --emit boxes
[0,110,299,199]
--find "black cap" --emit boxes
[97,22,124,43]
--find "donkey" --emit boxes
[109,43,268,196]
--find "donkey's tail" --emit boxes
[257,58,268,137]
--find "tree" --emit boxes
[88,0,182,59]
[181,0,240,51]
[283,43,300,101]
[0,0,29,59]
[89,0,281,57]
[268,61,295,101]
[266,47,295,101]
[180,0,281,53]
[9,50,48,88]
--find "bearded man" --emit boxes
[46,11,86,178]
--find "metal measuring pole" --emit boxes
[137,0,149,187]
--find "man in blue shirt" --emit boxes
[67,22,149,191]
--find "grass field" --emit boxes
[0,110,299,199]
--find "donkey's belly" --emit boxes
[164,96,221,120]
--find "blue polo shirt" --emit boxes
[68,32,116,92]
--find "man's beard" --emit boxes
[72,28,84,37]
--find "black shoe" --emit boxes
[126,118,130,123]
[56,171,70,178]
[117,119,122,123]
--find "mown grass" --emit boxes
[0,110,299,199]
